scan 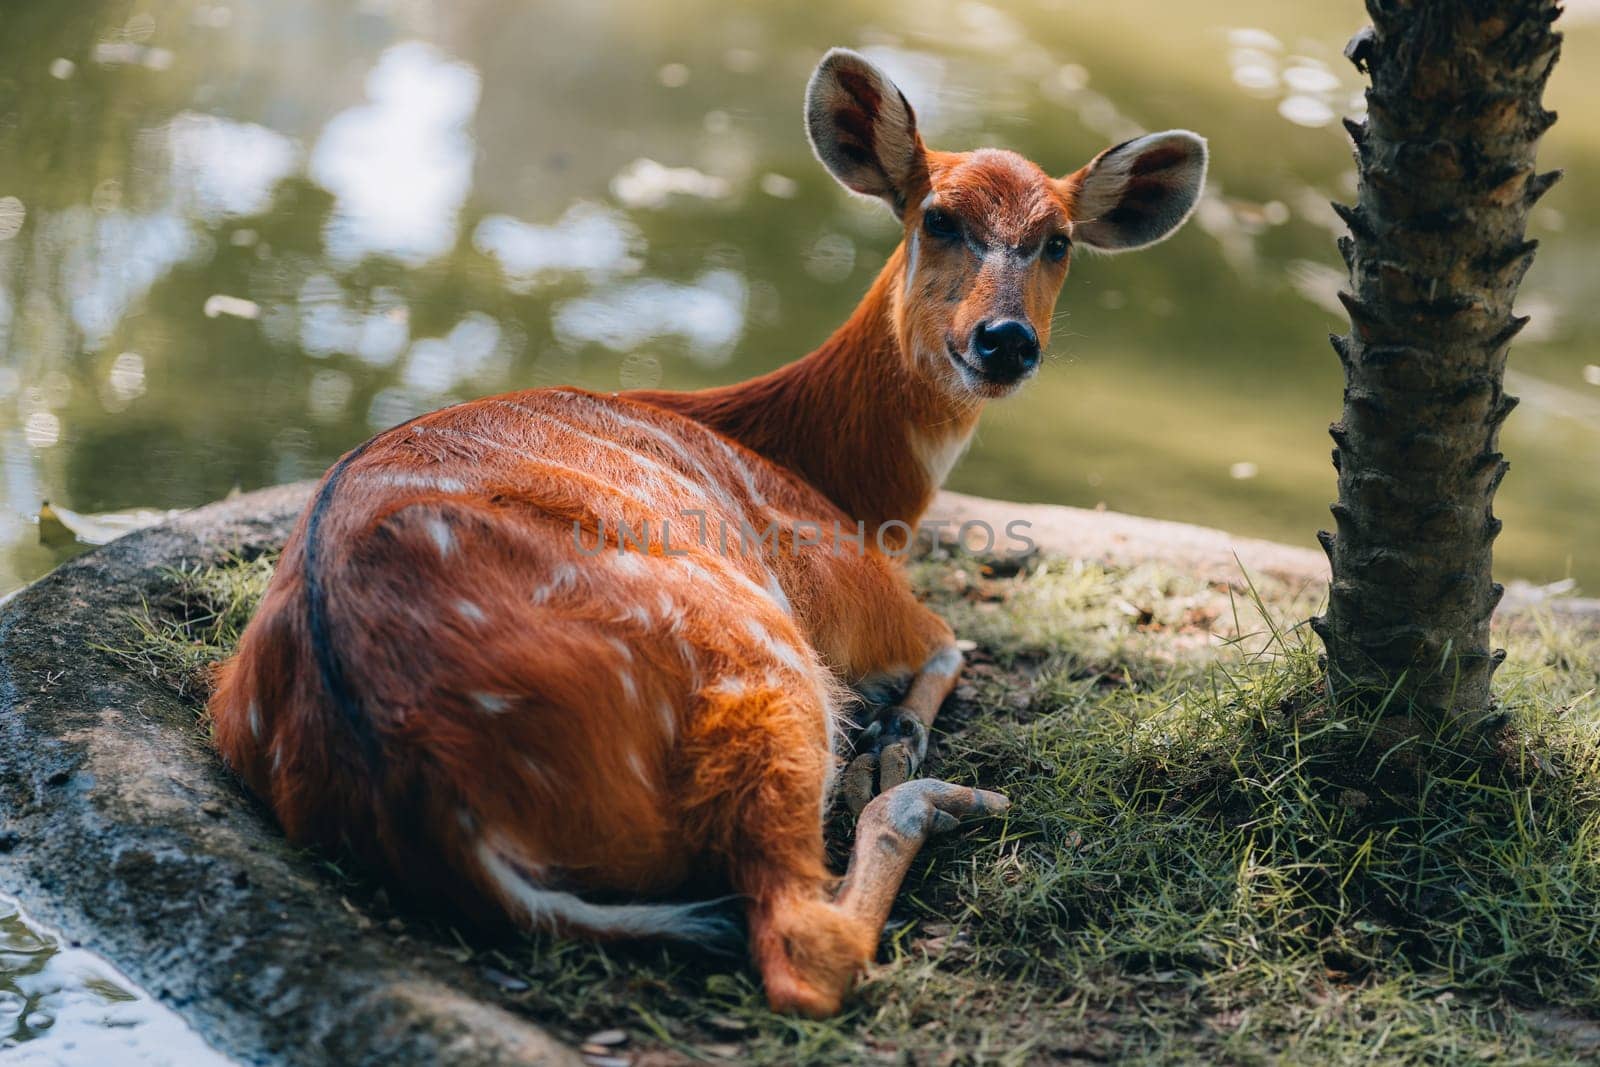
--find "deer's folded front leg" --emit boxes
[843,643,964,816]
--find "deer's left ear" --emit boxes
[1062,131,1208,252]
[805,48,929,217]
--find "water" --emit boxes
[0,1,1597,1059]
[2,0,1598,598]
[0,893,230,1064]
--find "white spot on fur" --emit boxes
[455,599,487,624]
[627,750,652,790]
[373,470,468,494]
[674,553,782,624]
[656,699,677,737]
[473,692,511,714]
[247,701,262,740]
[742,617,809,675]
[425,515,454,556]
[763,573,792,616]
[674,559,713,584]
[619,671,638,703]
[612,551,647,577]
[531,563,579,606]
[510,392,773,548]
[675,637,700,684]
[613,602,652,627]
[716,443,768,507]
[706,676,748,698]
[425,423,628,510]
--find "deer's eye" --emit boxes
[1044,234,1070,261]
[923,208,959,241]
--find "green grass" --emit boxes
[116,550,1600,1064]
[99,554,276,703]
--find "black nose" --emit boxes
[972,319,1040,382]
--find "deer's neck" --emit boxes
[629,245,980,533]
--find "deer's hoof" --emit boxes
[843,707,928,816]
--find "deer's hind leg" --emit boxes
[747,777,1005,1018]
[681,674,1005,1017]
[677,678,859,1014]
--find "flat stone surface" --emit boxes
[926,491,1329,584]
[927,491,1600,619]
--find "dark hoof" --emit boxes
[843,707,929,817]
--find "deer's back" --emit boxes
[209,387,849,909]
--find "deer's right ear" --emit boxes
[805,48,928,216]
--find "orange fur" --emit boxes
[210,48,1204,1015]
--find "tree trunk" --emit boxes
[1311,0,1562,731]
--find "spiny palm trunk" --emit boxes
[1311,0,1562,731]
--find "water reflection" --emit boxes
[0,198,24,240]
[0,0,1593,597]
[0,894,230,1064]
[168,113,298,222]
[553,269,747,365]
[611,158,731,209]
[1225,30,1354,129]
[311,41,481,267]
[474,203,643,287]
[400,310,508,394]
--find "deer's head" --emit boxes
[806,48,1207,399]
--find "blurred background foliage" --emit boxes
[2,0,1597,594]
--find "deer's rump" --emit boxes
[208,388,844,930]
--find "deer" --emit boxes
[209,48,1206,1017]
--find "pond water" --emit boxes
[0,893,230,1064]
[2,0,1599,600]
[0,2,1597,1058]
